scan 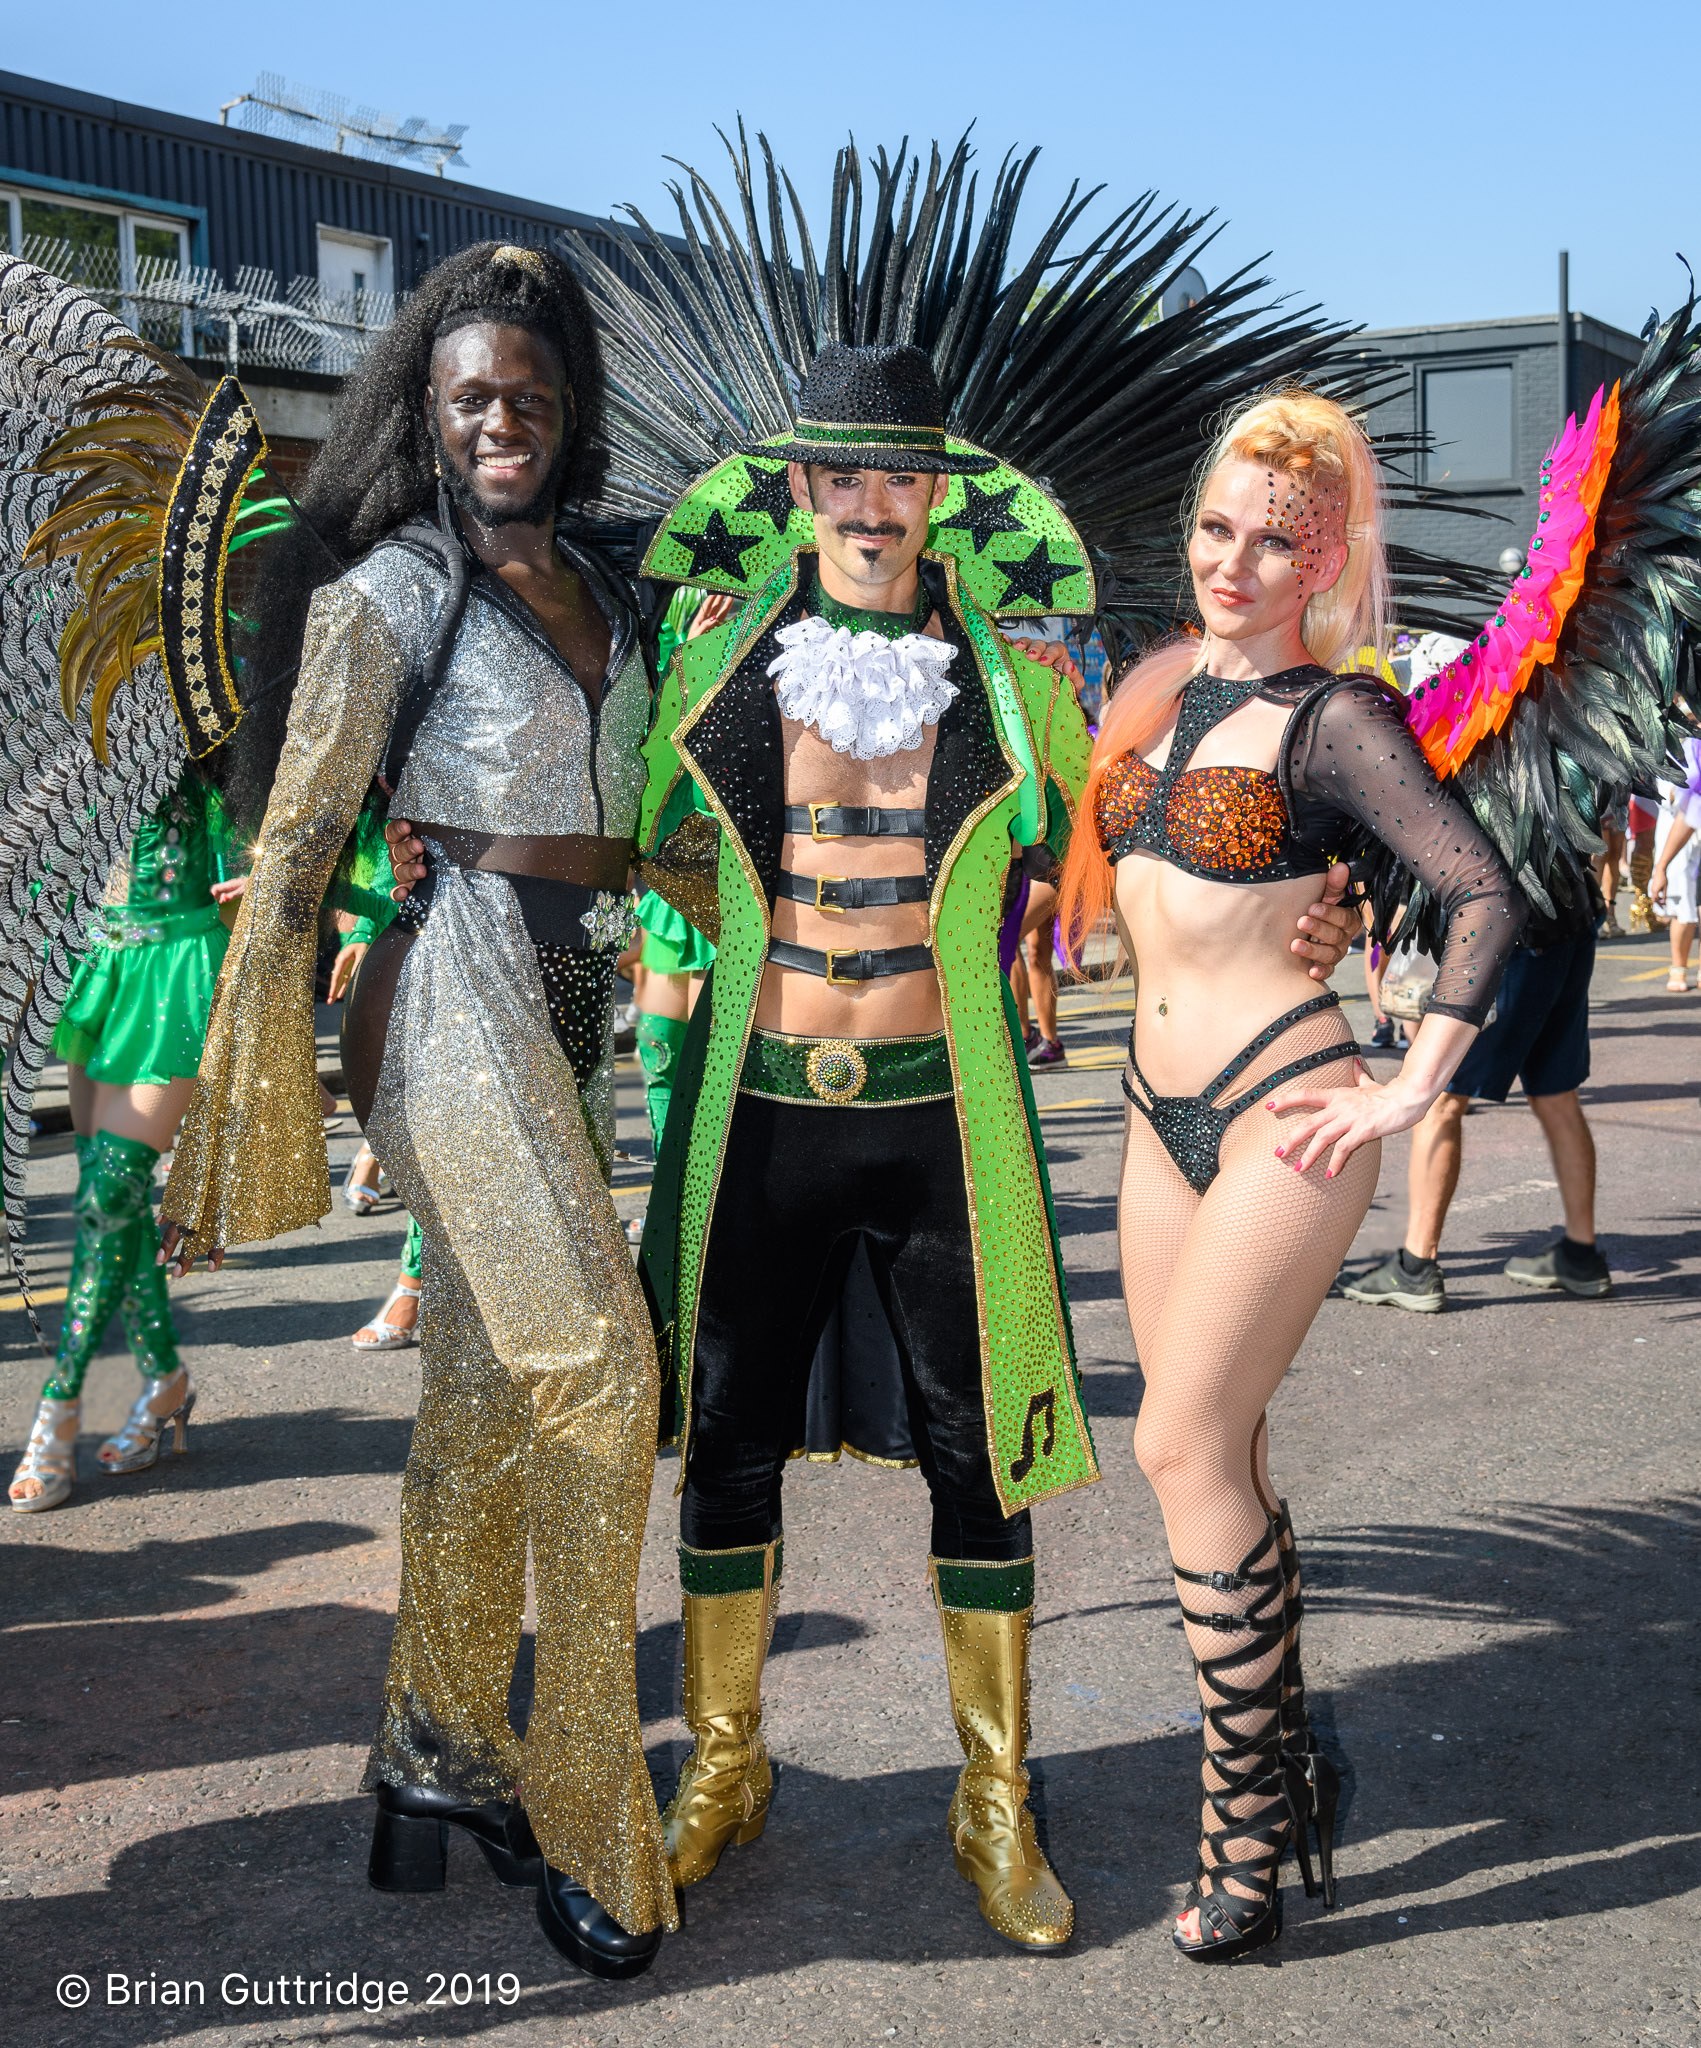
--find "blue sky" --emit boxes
[9,0,1696,337]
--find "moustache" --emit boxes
[836,522,907,541]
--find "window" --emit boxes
[316,227,393,312]
[3,187,191,352]
[1423,365,1514,486]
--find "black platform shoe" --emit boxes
[535,1864,662,1980]
[368,1782,544,1893]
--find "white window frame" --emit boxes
[2,185,193,352]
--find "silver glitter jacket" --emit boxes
[373,535,652,839]
[164,528,650,1257]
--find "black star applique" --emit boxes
[733,460,798,535]
[668,508,763,582]
[936,476,1027,554]
[995,537,1078,611]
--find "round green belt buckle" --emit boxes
[804,1040,869,1104]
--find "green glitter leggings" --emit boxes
[42,1130,180,1400]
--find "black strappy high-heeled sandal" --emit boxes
[1171,1524,1302,1962]
[1273,1500,1341,1909]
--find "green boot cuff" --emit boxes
[636,1010,689,1082]
[679,1538,783,1598]
[930,1555,1035,1614]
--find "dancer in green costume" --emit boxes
[10,772,239,1511]
[326,808,429,1349]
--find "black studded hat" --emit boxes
[751,341,996,475]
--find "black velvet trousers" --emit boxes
[681,1091,1033,1562]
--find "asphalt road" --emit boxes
[2,933,1698,2048]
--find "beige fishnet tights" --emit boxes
[1118,1018,1376,1931]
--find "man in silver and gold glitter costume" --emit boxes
[159,243,674,1979]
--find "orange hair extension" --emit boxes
[1056,637,1201,967]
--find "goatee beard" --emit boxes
[429,420,570,530]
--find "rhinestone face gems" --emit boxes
[804,1040,870,1104]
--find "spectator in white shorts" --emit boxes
[1651,737,1701,991]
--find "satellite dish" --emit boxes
[1161,267,1206,319]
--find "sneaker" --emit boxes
[1339,1250,1445,1313]
[1369,1017,1396,1050]
[1027,1036,1068,1069]
[1022,1023,1041,1052]
[1503,1237,1612,1297]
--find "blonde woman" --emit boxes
[1058,390,1525,1959]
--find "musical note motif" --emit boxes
[1008,1387,1057,1483]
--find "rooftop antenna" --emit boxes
[220,73,468,177]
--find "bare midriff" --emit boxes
[1112,695,1349,1092]
[754,710,946,1041]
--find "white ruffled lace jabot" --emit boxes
[767,616,959,760]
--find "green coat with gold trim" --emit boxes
[637,547,1099,1515]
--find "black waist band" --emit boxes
[399,868,633,951]
[766,938,935,983]
[784,804,928,839]
[776,869,930,911]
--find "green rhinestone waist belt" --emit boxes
[96,901,226,948]
[740,1028,954,1107]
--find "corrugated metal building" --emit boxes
[0,67,639,291]
[1,69,645,470]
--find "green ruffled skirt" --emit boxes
[637,888,715,977]
[54,904,229,1086]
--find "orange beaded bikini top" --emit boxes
[1094,667,1332,883]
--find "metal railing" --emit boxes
[18,237,398,375]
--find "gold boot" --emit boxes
[661,1539,779,1888]
[932,1557,1074,1951]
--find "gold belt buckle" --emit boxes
[808,802,842,841]
[814,874,848,913]
[805,1039,869,1103]
[824,948,860,986]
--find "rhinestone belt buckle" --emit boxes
[805,1040,869,1104]
[579,890,637,951]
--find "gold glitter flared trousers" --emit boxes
[360,865,675,1937]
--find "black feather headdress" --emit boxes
[568,125,1493,654]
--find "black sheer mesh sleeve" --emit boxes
[1284,679,1526,1026]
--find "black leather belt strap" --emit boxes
[783,804,928,839]
[767,938,935,983]
[776,870,930,911]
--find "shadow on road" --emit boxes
[6,1497,1697,2032]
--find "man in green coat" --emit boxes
[635,343,1110,1949]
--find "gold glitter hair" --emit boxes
[493,243,549,278]
[1191,388,1388,674]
